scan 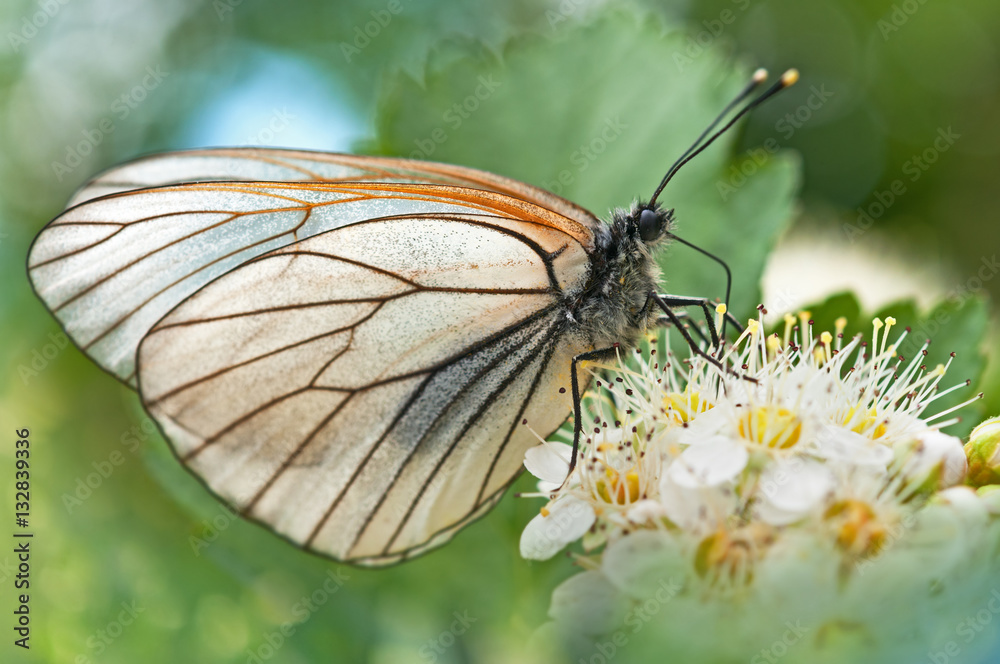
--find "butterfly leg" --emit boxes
[654,310,711,346]
[566,311,707,482]
[655,294,746,347]
[562,300,747,487]
[651,293,758,387]
[566,345,619,480]
[648,293,729,368]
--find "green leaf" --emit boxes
[372,8,800,318]
[799,291,989,437]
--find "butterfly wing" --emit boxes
[28,180,598,386]
[65,147,598,229]
[137,211,592,565]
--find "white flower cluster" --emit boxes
[522,314,977,566]
[520,313,999,663]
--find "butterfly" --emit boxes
[27,68,796,566]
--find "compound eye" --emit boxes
[639,209,661,242]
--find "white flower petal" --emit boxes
[977,486,1000,516]
[667,435,748,488]
[601,530,687,600]
[659,473,737,535]
[755,457,833,525]
[753,500,808,527]
[524,442,573,484]
[777,362,832,410]
[547,570,630,636]
[625,499,667,524]
[900,487,990,575]
[520,497,595,560]
[935,485,988,522]
[812,424,894,468]
[913,430,968,487]
[536,480,562,494]
[677,408,728,445]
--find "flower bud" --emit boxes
[976,485,1000,516]
[896,430,967,494]
[964,416,1000,488]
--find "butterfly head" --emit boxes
[634,205,675,246]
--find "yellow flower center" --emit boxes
[843,405,887,439]
[824,499,887,557]
[595,466,640,504]
[694,524,775,583]
[663,391,712,424]
[738,406,802,449]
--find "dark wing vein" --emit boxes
[474,337,561,506]
[297,304,561,547]
[377,326,562,555]
[160,303,387,419]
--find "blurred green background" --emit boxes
[1,0,998,662]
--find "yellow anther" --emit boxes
[872,317,883,330]
[716,303,727,315]
[663,391,712,424]
[819,330,833,363]
[540,507,550,517]
[843,405,887,439]
[885,316,896,326]
[798,311,812,324]
[596,467,641,504]
[933,364,946,376]
[739,406,803,449]
[783,313,796,325]
[782,69,800,86]
[831,317,848,352]
[825,500,886,557]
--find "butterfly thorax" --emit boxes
[570,203,673,349]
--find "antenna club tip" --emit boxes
[781,69,800,86]
[752,68,768,83]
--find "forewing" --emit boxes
[28,181,595,386]
[137,214,592,565]
[66,148,600,233]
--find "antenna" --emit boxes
[667,231,734,347]
[650,68,767,206]
[651,68,799,344]
[648,68,799,208]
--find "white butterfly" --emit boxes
[27,69,795,566]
